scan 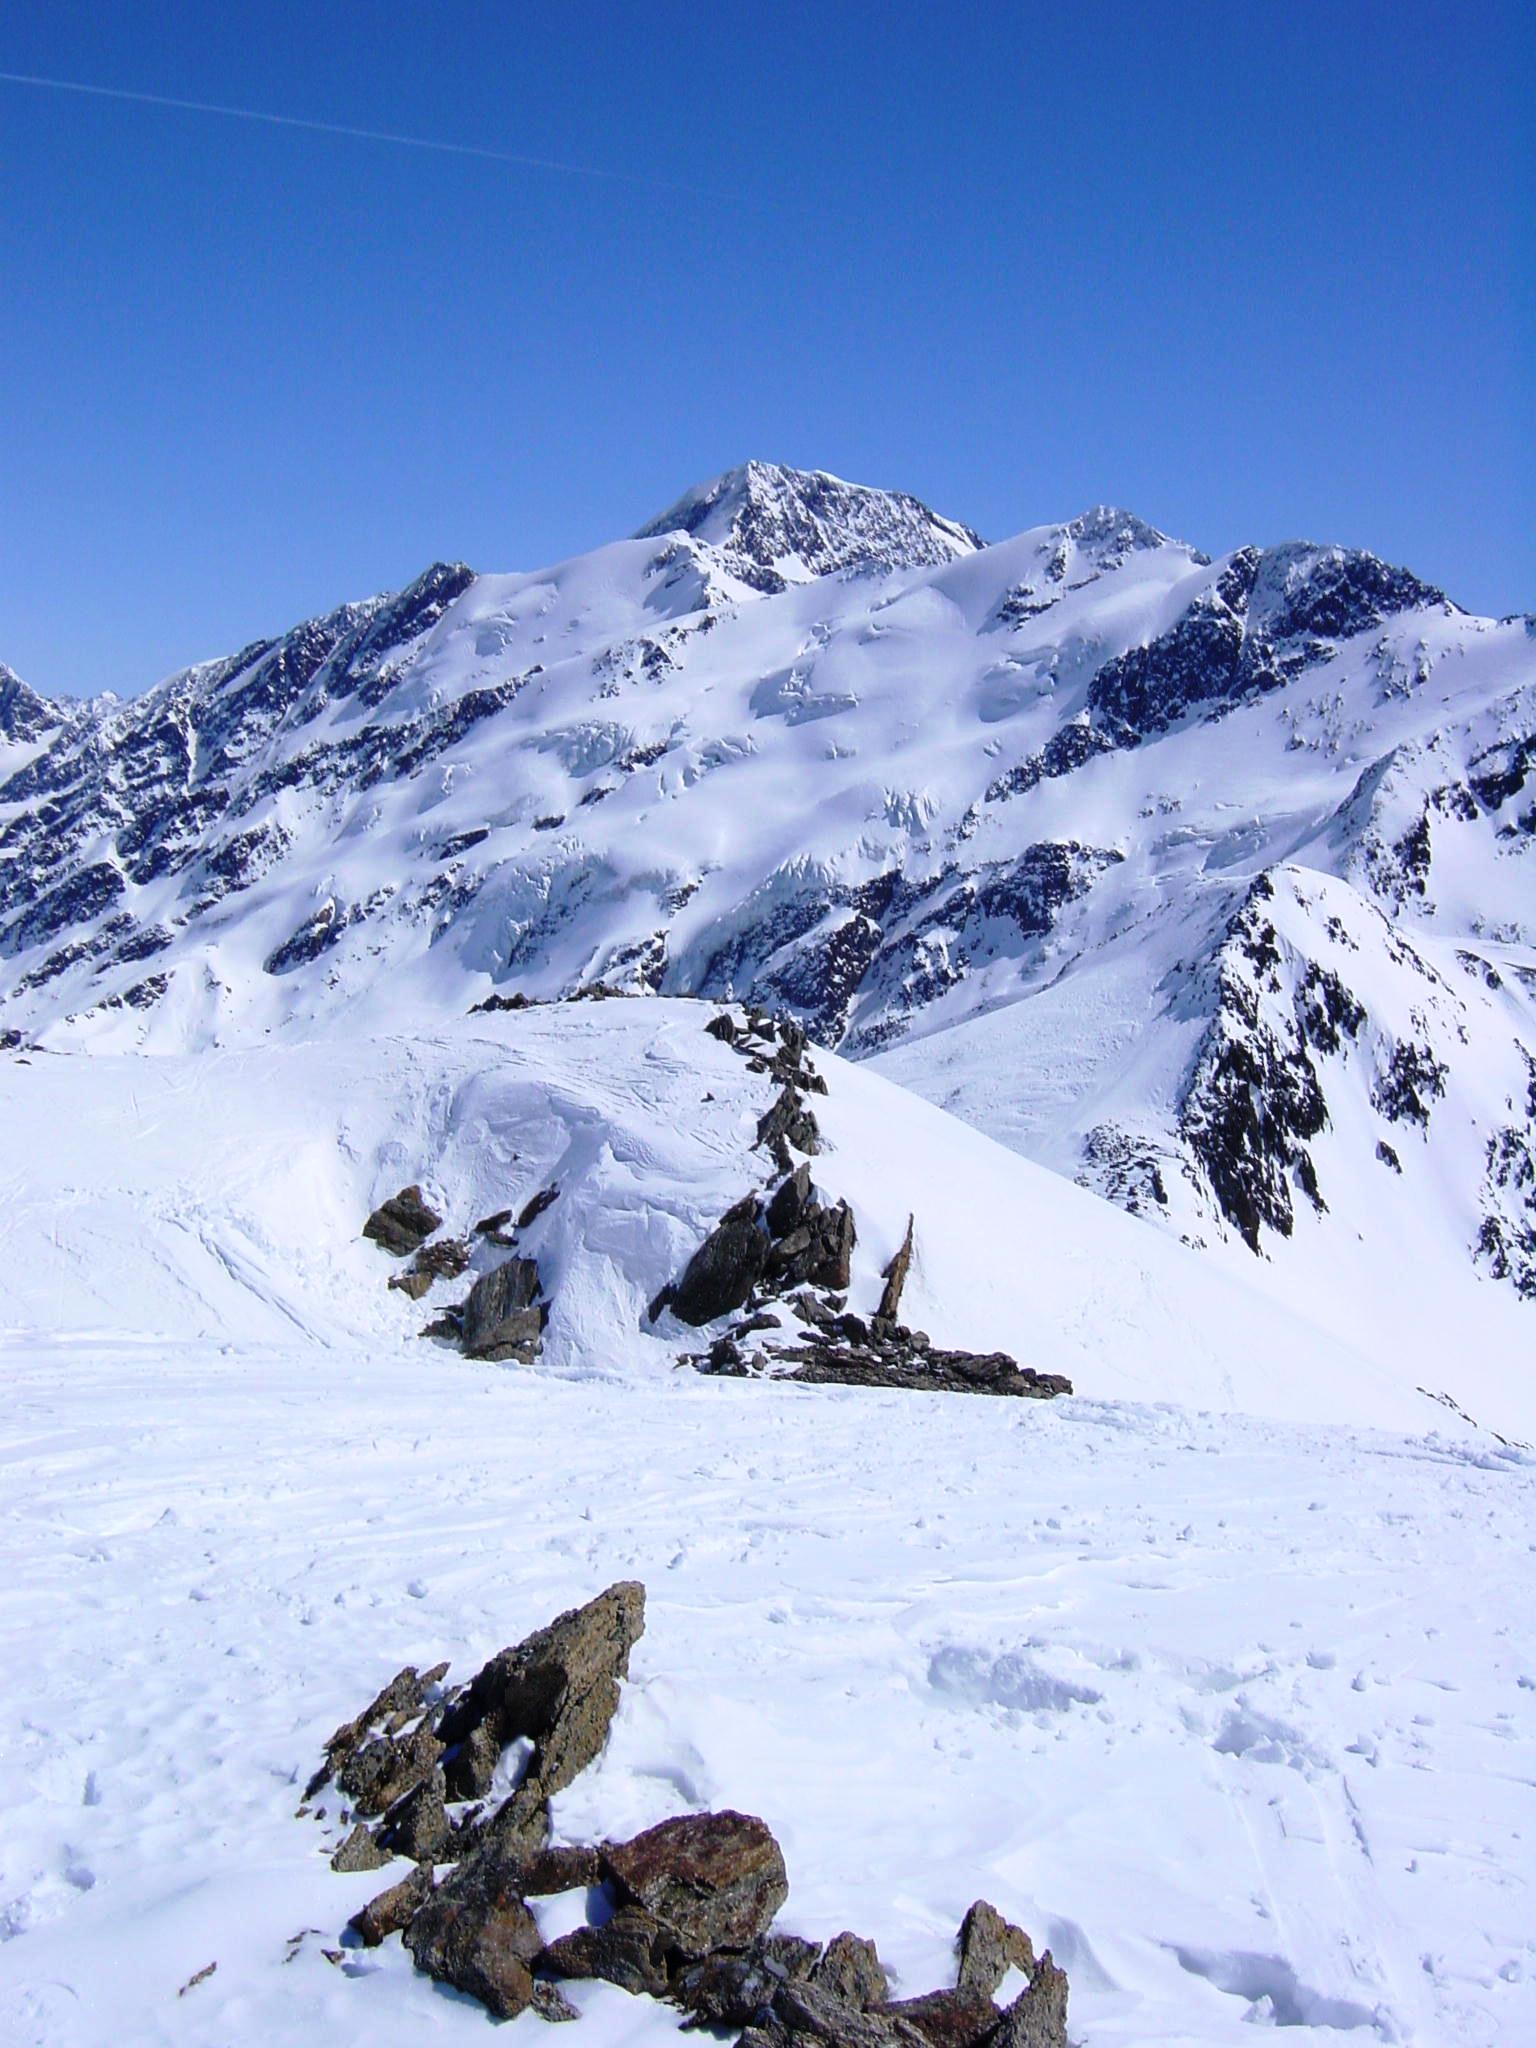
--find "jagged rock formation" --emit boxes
[310,1585,1067,2046]
[361,1185,443,1256]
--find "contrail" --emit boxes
[0,68,707,195]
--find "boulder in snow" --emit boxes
[362,1185,442,1257]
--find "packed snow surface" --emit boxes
[4,1347,1533,2048]
[1,1001,1533,2048]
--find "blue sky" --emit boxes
[2,1,1530,697]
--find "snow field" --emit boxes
[1,1342,1532,2047]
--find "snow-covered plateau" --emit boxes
[2,466,1533,2046]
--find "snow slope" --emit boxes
[0,1000,1471,1434]
[3,1341,1533,2048]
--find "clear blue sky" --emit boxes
[2,1,1530,698]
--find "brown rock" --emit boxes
[439,1580,645,1847]
[773,1979,928,2048]
[541,1906,671,1996]
[363,1186,442,1257]
[517,1184,561,1228]
[403,1849,543,2019]
[989,1954,1069,2048]
[812,1931,889,2008]
[876,1215,915,1323]
[349,1863,434,1947]
[757,1085,821,1158]
[955,1899,1036,1999]
[602,1808,788,1956]
[519,1843,605,1895]
[329,1821,390,1873]
[336,1719,445,1817]
[875,1989,1000,2048]
[670,1197,770,1326]
[376,1774,452,1862]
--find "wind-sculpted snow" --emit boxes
[1,463,1533,1349]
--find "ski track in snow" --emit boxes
[2,1343,1532,2047]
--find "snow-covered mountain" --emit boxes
[5,464,1536,2048]
[3,460,1533,1407]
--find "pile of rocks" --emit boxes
[659,1014,1072,1402]
[652,1162,857,1328]
[306,1583,1068,2047]
[362,1181,557,1365]
[705,1295,1073,1402]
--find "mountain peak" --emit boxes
[635,461,983,592]
[0,663,68,747]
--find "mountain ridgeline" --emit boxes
[3,461,1534,1337]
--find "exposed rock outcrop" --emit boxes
[362,1185,442,1256]
[459,1255,546,1362]
[308,1587,1067,2047]
[603,1809,790,1955]
[437,1580,646,1831]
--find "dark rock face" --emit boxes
[602,1809,789,1956]
[438,1581,646,1832]
[767,1977,928,2048]
[1179,884,1330,1252]
[362,1186,443,1257]
[460,1255,545,1361]
[758,1084,823,1160]
[1088,543,1444,743]
[766,1187,857,1293]
[784,1344,1069,1401]
[670,1197,771,1325]
[403,1851,544,2019]
[676,1934,822,2024]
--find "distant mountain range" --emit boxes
[4,460,1533,1406]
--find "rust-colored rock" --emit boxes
[875,1989,1000,2048]
[363,1186,441,1257]
[876,1215,915,1323]
[602,1808,788,1956]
